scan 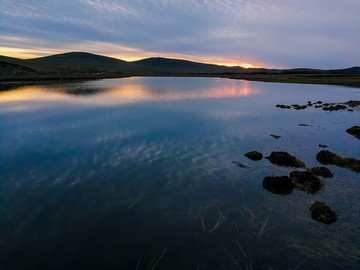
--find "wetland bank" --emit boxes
[0,77,359,269]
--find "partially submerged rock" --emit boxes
[232,161,248,168]
[244,151,263,161]
[290,171,322,193]
[292,104,307,110]
[323,105,347,111]
[263,176,293,195]
[276,104,291,109]
[310,201,337,224]
[266,152,305,168]
[318,144,328,148]
[307,167,333,178]
[346,126,360,139]
[316,150,360,173]
[345,100,360,108]
[270,134,281,139]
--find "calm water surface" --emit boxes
[0,77,359,269]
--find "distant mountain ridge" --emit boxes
[1,52,359,80]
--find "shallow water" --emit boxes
[0,77,359,269]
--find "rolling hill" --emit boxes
[0,52,359,82]
[131,57,245,74]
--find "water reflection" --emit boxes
[0,78,259,111]
[0,77,359,269]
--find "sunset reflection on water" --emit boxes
[0,78,259,111]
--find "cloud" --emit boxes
[0,0,359,68]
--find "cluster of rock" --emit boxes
[236,149,360,224]
[276,99,359,111]
[233,100,359,225]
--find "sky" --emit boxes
[0,0,359,68]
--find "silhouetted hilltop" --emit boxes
[26,52,140,73]
[132,57,245,74]
[0,52,359,84]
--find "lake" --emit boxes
[0,77,359,269]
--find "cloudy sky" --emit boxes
[1,0,359,68]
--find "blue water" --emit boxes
[0,77,359,269]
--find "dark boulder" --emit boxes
[346,126,360,139]
[310,201,337,224]
[263,176,293,195]
[316,150,360,173]
[244,151,263,161]
[266,152,305,168]
[307,167,333,178]
[290,171,322,193]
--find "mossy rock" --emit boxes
[266,151,305,168]
[263,176,293,195]
[244,151,263,161]
[316,150,360,173]
[307,167,333,178]
[290,171,322,193]
[310,201,337,224]
[346,126,360,139]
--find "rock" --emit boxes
[270,134,281,139]
[276,104,291,109]
[298,124,309,126]
[266,152,305,168]
[315,101,323,104]
[310,201,337,224]
[318,144,328,148]
[345,100,360,108]
[307,167,333,178]
[315,105,322,108]
[347,109,354,112]
[290,171,322,193]
[322,105,347,111]
[244,151,263,161]
[346,126,360,139]
[232,161,248,168]
[316,150,360,173]
[292,104,307,110]
[263,176,293,195]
